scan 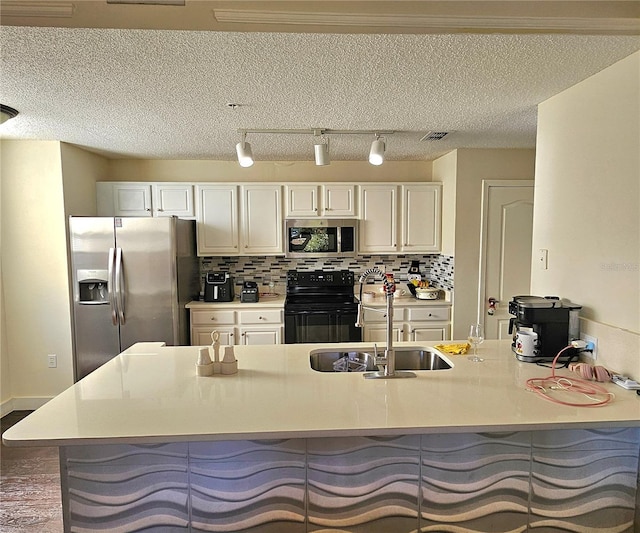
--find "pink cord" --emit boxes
[525,346,614,407]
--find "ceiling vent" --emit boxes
[420,131,450,141]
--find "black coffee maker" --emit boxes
[508,296,581,363]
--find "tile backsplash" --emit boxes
[200,254,454,291]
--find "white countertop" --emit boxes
[186,294,286,308]
[185,294,450,309]
[4,340,639,447]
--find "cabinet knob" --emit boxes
[259,316,264,320]
[210,317,216,321]
[146,208,151,212]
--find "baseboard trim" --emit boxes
[1,396,53,418]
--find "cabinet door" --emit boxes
[191,326,236,346]
[285,185,319,217]
[364,325,402,343]
[112,183,152,217]
[322,185,356,217]
[196,185,239,255]
[401,184,442,253]
[410,326,449,342]
[239,327,281,345]
[241,185,283,255]
[359,185,397,253]
[152,184,194,218]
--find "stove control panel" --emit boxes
[287,270,354,287]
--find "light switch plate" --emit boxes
[538,249,548,270]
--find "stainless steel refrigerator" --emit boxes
[69,216,198,381]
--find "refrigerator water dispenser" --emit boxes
[77,269,109,304]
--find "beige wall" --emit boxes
[0,158,8,407]
[434,148,537,338]
[1,141,75,411]
[532,51,639,377]
[61,143,108,216]
[105,159,432,183]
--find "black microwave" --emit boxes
[285,219,357,258]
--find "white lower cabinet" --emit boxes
[363,305,451,343]
[237,309,283,345]
[189,306,283,346]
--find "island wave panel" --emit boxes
[62,443,189,532]
[189,439,306,533]
[307,435,421,533]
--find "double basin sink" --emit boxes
[309,347,453,373]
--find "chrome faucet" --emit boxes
[356,268,416,379]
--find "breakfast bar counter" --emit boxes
[3,340,639,531]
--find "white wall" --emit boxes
[0,141,74,412]
[433,148,536,338]
[532,51,639,376]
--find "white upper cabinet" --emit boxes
[285,184,356,218]
[97,182,194,218]
[152,184,194,218]
[285,185,318,217]
[322,185,356,216]
[98,182,152,217]
[358,184,398,253]
[195,184,283,256]
[195,184,239,256]
[359,183,442,254]
[400,184,442,253]
[241,185,283,255]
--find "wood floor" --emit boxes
[0,411,63,532]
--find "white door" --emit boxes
[478,181,534,340]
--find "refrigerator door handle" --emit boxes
[108,247,118,326]
[115,247,126,325]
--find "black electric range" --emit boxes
[284,270,362,344]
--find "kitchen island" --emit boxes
[4,340,639,532]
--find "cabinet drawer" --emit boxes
[191,309,236,326]
[407,307,450,322]
[362,308,403,323]
[238,309,282,325]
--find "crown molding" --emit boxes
[1,1,74,18]
[213,9,640,35]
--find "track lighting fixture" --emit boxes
[235,128,394,167]
[368,135,385,166]
[313,132,330,166]
[235,131,254,167]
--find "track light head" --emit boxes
[236,132,254,167]
[369,136,385,166]
[313,134,330,166]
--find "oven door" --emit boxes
[284,307,362,344]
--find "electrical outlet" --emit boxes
[579,334,598,361]
[47,354,57,368]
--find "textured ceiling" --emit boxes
[0,25,638,162]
